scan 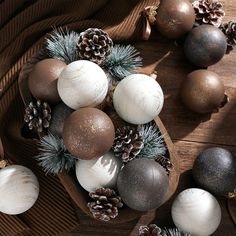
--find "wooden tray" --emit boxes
[18,51,180,223]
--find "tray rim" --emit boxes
[18,50,180,224]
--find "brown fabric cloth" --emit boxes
[0,0,157,235]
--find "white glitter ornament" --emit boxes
[113,74,164,124]
[75,152,122,192]
[0,165,39,215]
[57,60,108,110]
[171,188,221,236]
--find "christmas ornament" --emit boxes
[45,27,79,64]
[220,21,236,53]
[139,224,162,236]
[155,0,195,39]
[49,102,74,137]
[63,108,115,160]
[112,126,144,163]
[0,165,39,215]
[35,133,76,174]
[87,187,123,222]
[102,44,142,81]
[24,100,51,133]
[28,58,66,104]
[57,60,108,110]
[77,28,113,65]
[113,74,164,125]
[117,159,169,211]
[192,0,225,27]
[171,188,221,236]
[138,121,167,159]
[184,25,227,67]
[75,152,122,192]
[192,147,236,197]
[180,69,227,113]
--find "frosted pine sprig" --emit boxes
[45,27,79,64]
[102,44,142,81]
[163,228,192,236]
[138,121,167,159]
[35,133,76,174]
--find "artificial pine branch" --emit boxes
[35,133,76,174]
[102,44,142,81]
[138,121,167,159]
[138,225,192,236]
[45,27,79,64]
[163,228,192,236]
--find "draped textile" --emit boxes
[0,0,158,235]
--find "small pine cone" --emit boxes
[139,224,163,236]
[192,0,225,27]
[112,126,144,163]
[155,156,173,175]
[24,100,51,133]
[76,28,113,65]
[220,21,236,53]
[87,188,123,222]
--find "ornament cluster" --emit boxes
[139,1,236,235]
[22,26,173,222]
[137,144,236,236]
[143,0,236,114]
[16,1,236,233]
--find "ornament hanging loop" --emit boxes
[0,138,8,169]
[142,5,159,40]
[228,189,236,199]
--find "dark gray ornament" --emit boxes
[49,102,74,137]
[117,159,169,211]
[192,147,236,197]
[184,25,227,67]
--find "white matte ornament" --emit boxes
[57,60,108,110]
[75,152,122,192]
[0,165,39,215]
[171,188,221,236]
[113,74,164,124]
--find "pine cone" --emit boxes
[139,224,163,236]
[112,126,144,163]
[76,28,113,65]
[192,0,225,27]
[220,21,236,53]
[24,100,51,133]
[155,156,173,175]
[87,188,123,222]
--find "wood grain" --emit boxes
[70,0,236,235]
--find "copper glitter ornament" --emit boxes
[28,58,66,104]
[155,0,195,39]
[181,69,228,113]
[63,108,115,160]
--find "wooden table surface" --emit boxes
[69,1,236,235]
